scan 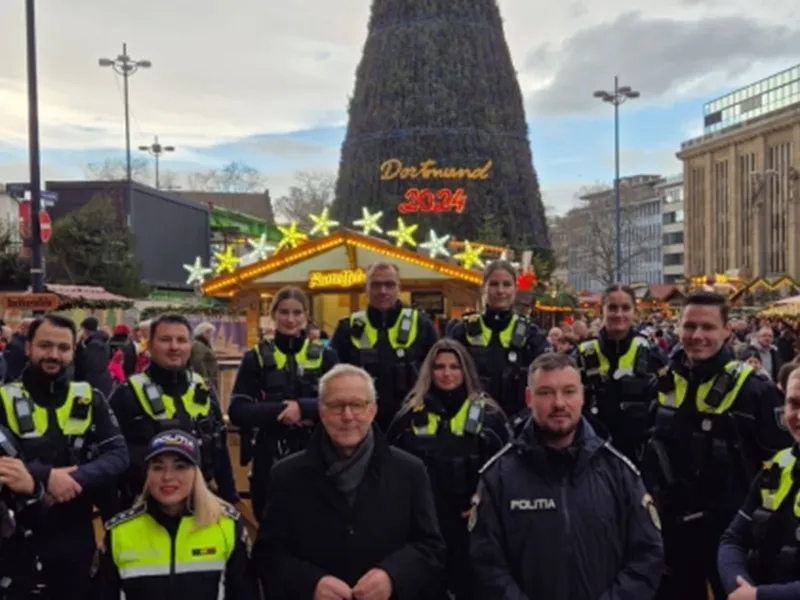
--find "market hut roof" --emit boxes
[202,228,483,297]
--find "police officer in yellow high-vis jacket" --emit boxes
[0,314,129,598]
[330,263,438,432]
[643,292,791,600]
[447,261,547,427]
[573,284,666,462]
[110,314,238,510]
[388,338,510,600]
[99,430,258,600]
[229,287,337,518]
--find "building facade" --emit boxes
[548,214,569,284]
[565,175,664,293]
[678,67,800,280]
[655,174,685,284]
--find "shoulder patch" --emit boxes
[221,503,241,521]
[479,442,514,475]
[602,442,640,476]
[104,504,146,530]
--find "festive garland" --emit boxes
[59,298,135,310]
[138,304,247,320]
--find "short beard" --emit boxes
[538,420,579,443]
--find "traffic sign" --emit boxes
[39,210,52,243]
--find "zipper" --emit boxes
[560,480,570,537]
[170,520,179,575]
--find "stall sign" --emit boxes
[308,269,367,290]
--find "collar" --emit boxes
[146,496,190,534]
[146,362,190,396]
[21,365,71,406]
[483,308,513,331]
[304,424,391,471]
[671,345,733,381]
[366,302,403,329]
[425,385,467,415]
[516,418,603,477]
[599,327,637,355]
[274,331,307,355]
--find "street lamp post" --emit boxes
[24,0,45,293]
[138,136,175,189]
[98,44,151,206]
[593,76,640,283]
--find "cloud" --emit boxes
[525,12,800,116]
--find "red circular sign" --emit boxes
[39,210,52,243]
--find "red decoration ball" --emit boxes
[517,272,535,291]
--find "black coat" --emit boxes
[2,333,27,381]
[253,426,446,599]
[74,330,114,397]
[470,419,664,600]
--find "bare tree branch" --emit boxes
[186,161,264,193]
[274,172,335,227]
[566,182,658,287]
[158,170,181,191]
[84,157,151,183]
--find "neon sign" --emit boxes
[308,268,367,289]
[380,159,492,181]
[398,188,467,214]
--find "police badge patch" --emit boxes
[642,493,661,531]
[467,493,480,532]
[775,406,788,431]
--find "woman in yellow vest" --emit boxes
[100,429,258,599]
[717,367,800,598]
[229,286,338,519]
[574,283,666,462]
[387,338,510,600]
[447,260,548,427]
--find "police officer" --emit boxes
[574,284,666,462]
[387,338,510,599]
[229,286,337,519]
[0,424,46,599]
[109,313,238,508]
[469,352,664,599]
[0,314,129,598]
[330,261,438,431]
[716,365,800,599]
[644,291,791,600]
[448,260,547,427]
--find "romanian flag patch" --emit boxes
[191,547,217,557]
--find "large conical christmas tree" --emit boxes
[332,0,550,252]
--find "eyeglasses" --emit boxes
[322,400,373,415]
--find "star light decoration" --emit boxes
[246,233,276,261]
[353,207,383,236]
[499,249,521,271]
[183,256,213,286]
[387,217,418,248]
[214,246,240,274]
[309,207,339,237]
[454,240,485,270]
[419,230,451,259]
[276,222,308,252]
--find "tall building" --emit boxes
[655,174,685,284]
[565,175,663,292]
[548,214,569,283]
[678,64,800,279]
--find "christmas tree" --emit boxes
[332,0,550,252]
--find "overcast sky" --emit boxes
[1,0,799,213]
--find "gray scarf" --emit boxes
[321,428,375,505]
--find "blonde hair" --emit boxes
[319,364,376,404]
[138,464,230,530]
[399,338,498,414]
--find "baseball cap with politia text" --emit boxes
[145,430,200,465]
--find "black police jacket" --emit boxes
[329,302,438,431]
[718,453,800,599]
[448,309,547,419]
[108,363,237,503]
[253,425,446,600]
[647,347,791,518]
[470,418,664,600]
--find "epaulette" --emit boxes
[602,442,640,477]
[463,313,482,323]
[478,442,514,475]
[104,504,146,530]
[221,503,241,521]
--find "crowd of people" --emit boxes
[0,260,798,599]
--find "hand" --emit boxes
[313,575,352,600]
[0,457,35,495]
[277,400,302,425]
[352,569,392,600]
[47,466,82,504]
[728,576,757,600]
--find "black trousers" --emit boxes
[655,516,726,600]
